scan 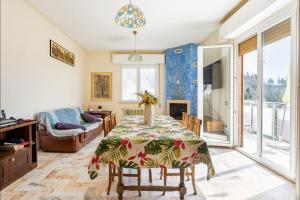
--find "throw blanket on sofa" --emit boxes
[37,107,101,138]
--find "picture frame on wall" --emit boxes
[50,40,75,66]
[91,72,112,101]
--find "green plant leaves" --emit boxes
[198,143,209,155]
[143,158,159,168]
[89,171,98,179]
[95,140,109,155]
[105,136,129,162]
[144,140,162,155]
[171,160,191,168]
[119,160,139,168]
[160,139,181,165]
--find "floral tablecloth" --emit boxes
[88,115,215,180]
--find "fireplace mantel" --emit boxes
[167,100,190,120]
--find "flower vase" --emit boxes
[144,104,155,125]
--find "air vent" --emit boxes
[175,48,182,54]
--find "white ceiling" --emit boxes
[27,0,240,51]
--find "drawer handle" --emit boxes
[11,158,15,162]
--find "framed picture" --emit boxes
[91,72,112,101]
[50,40,75,66]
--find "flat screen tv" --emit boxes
[203,60,222,89]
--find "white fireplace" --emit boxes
[167,100,190,120]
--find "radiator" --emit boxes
[123,108,144,116]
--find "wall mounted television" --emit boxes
[203,60,222,89]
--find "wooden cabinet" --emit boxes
[0,121,37,190]
[0,155,13,189]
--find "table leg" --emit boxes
[191,166,197,195]
[179,168,186,200]
[107,164,112,195]
[137,168,142,196]
[117,167,124,200]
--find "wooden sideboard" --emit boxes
[0,121,38,190]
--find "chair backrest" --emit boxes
[103,116,111,136]
[182,112,189,128]
[190,116,202,137]
[110,112,117,129]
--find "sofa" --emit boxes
[37,107,103,152]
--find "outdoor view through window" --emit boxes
[242,18,292,172]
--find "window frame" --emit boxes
[120,64,158,103]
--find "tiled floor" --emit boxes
[0,135,295,200]
[241,131,290,171]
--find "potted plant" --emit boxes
[136,90,158,125]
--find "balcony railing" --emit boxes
[243,100,290,144]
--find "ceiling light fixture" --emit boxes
[128,31,143,62]
[115,0,146,29]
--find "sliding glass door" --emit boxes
[262,19,292,171]
[198,45,234,146]
[237,17,295,178]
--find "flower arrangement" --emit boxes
[136,90,158,107]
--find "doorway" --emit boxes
[198,45,234,146]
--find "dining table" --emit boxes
[88,115,215,200]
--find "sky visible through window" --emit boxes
[243,36,291,82]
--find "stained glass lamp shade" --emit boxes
[115,2,146,29]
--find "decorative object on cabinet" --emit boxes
[91,72,112,101]
[50,40,75,66]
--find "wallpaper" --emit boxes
[166,43,198,116]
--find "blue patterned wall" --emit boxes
[166,43,198,116]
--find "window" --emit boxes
[121,65,157,101]
[237,17,294,177]
[262,18,291,170]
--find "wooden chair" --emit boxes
[190,117,202,137]
[110,112,117,129]
[106,112,152,196]
[107,165,153,196]
[103,116,111,137]
[182,112,189,128]
[162,116,202,195]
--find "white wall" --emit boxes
[83,52,166,121]
[297,1,300,198]
[0,0,87,118]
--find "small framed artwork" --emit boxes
[91,72,112,101]
[50,40,75,66]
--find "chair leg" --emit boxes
[107,164,113,195]
[137,168,142,196]
[112,165,116,182]
[148,169,153,183]
[160,168,163,180]
[162,168,167,195]
[191,166,197,195]
[185,168,190,181]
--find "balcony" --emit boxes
[241,101,290,170]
